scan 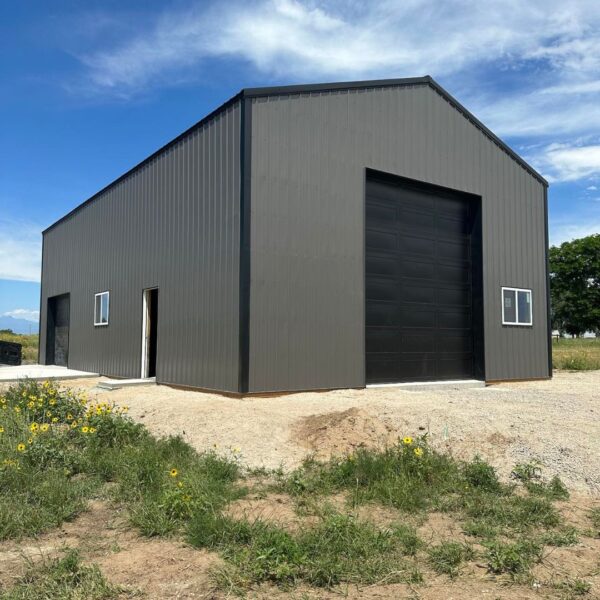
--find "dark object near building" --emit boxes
[39,77,551,393]
[0,340,22,366]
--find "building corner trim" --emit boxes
[238,95,252,393]
[38,234,45,365]
[543,186,552,378]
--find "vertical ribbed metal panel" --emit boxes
[39,101,241,392]
[248,85,548,391]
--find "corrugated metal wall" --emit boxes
[248,84,548,391]
[40,101,241,392]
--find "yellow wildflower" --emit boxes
[49,399,56,406]
[14,406,21,413]
[66,414,73,421]
[0,426,4,433]
[46,411,52,417]
[81,426,89,433]
[27,401,35,409]
[170,468,178,478]
[414,448,424,457]
[30,423,39,433]
[52,417,59,423]
[40,424,50,432]
[403,437,414,445]
[89,427,96,434]
[27,438,33,444]
[17,443,26,452]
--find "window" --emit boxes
[502,287,532,326]
[94,291,110,326]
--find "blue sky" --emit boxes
[1,0,600,323]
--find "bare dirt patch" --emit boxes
[291,407,397,459]
[0,499,221,599]
[225,492,302,530]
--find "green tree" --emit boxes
[549,234,600,336]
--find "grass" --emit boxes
[0,331,38,364]
[188,510,423,591]
[427,542,474,578]
[552,337,600,370]
[0,379,244,540]
[0,549,119,600]
[0,381,593,596]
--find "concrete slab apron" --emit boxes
[0,364,98,383]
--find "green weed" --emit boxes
[427,541,475,578]
[0,549,119,600]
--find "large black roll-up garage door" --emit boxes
[366,173,482,383]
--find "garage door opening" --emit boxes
[46,293,70,367]
[365,170,484,384]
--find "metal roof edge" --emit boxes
[43,91,243,235]
[240,76,432,98]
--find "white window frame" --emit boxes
[94,291,110,326]
[501,287,532,326]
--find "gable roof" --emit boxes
[43,76,546,235]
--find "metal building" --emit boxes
[39,77,551,393]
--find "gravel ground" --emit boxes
[61,370,600,496]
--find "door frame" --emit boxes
[140,287,158,378]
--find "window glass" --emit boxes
[94,292,109,325]
[502,289,516,323]
[517,290,531,324]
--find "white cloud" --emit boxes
[1,309,40,322]
[74,0,600,97]
[64,0,600,186]
[587,185,598,190]
[527,142,600,182]
[0,220,42,282]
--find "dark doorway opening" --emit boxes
[46,293,70,367]
[365,170,484,384]
[142,288,158,378]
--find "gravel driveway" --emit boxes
[62,370,600,495]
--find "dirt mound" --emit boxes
[291,407,398,459]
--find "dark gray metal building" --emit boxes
[39,77,551,393]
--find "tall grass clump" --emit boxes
[0,549,119,600]
[552,338,600,371]
[0,380,243,540]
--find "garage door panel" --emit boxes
[366,202,397,223]
[438,356,473,378]
[402,332,435,353]
[366,327,401,353]
[398,307,436,328]
[366,301,398,326]
[366,255,398,277]
[366,176,476,383]
[438,308,471,329]
[366,277,398,302]
[437,263,470,284]
[438,285,471,307]
[402,283,436,305]
[401,234,436,258]
[438,239,470,261]
[366,229,398,251]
